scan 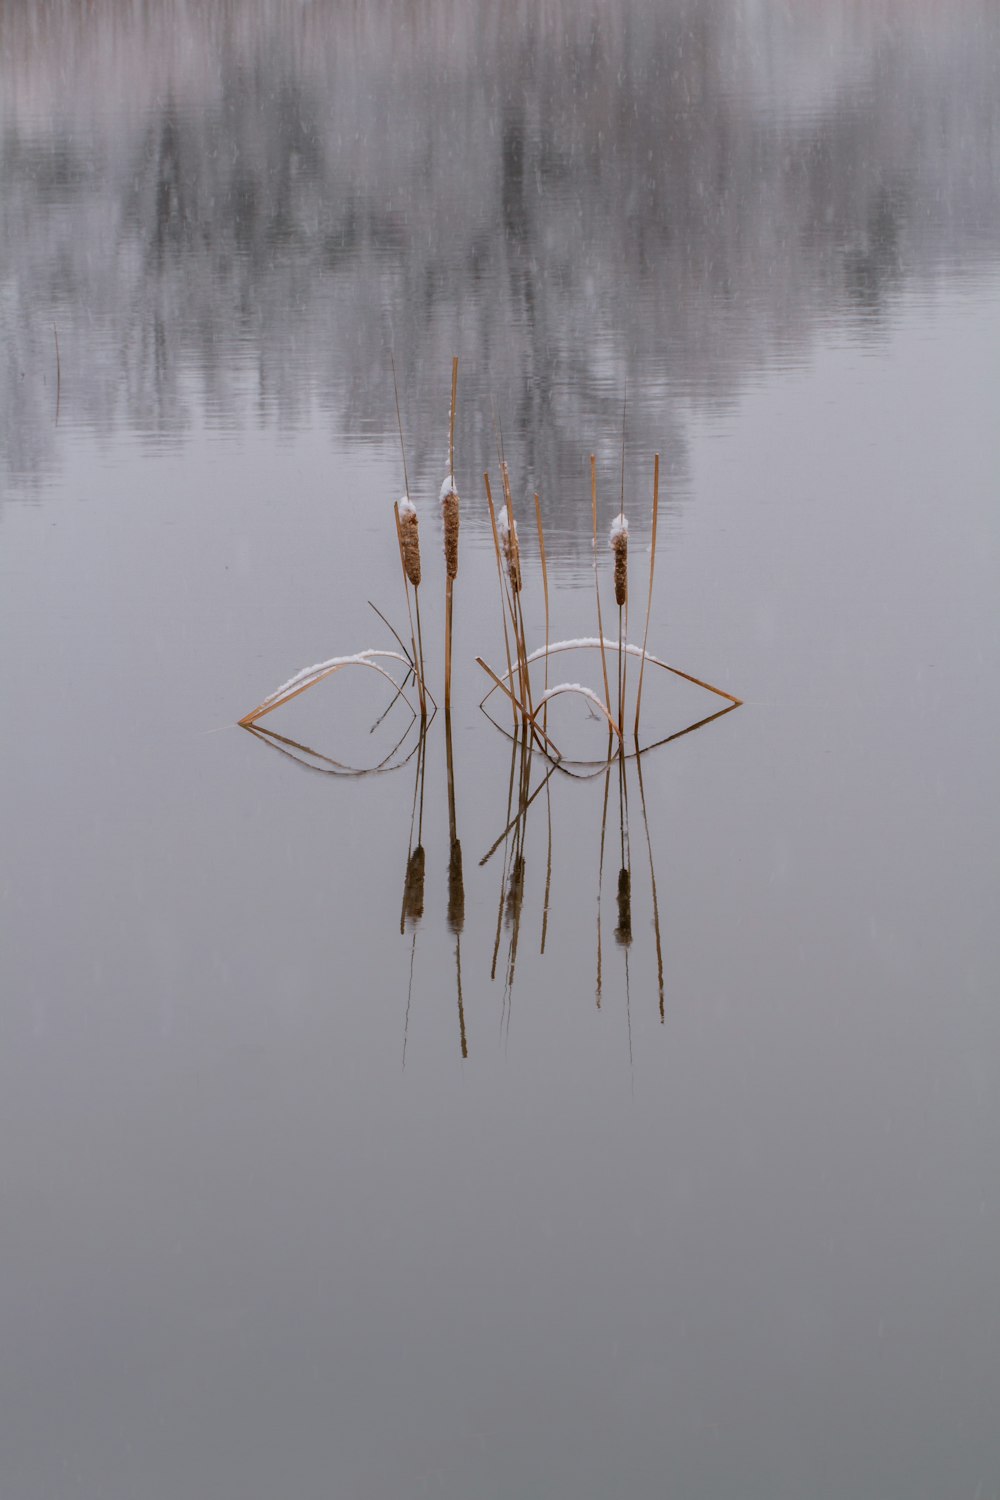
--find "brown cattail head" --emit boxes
[402,844,425,929]
[498,506,522,594]
[505,853,526,927]
[447,838,465,933]
[399,499,422,588]
[609,514,628,607]
[441,478,460,581]
[614,866,633,946]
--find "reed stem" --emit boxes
[484,472,519,730]
[634,453,659,741]
[590,456,617,740]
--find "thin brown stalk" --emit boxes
[475,658,562,762]
[540,776,553,955]
[445,711,467,1057]
[633,453,659,741]
[394,502,425,717]
[449,355,458,480]
[492,733,520,981]
[484,472,518,730]
[444,579,454,714]
[443,357,460,713]
[596,763,611,1008]
[534,493,550,734]
[413,586,428,721]
[635,751,665,1021]
[53,324,61,422]
[590,456,616,739]
[367,600,414,668]
[499,462,531,725]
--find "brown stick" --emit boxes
[394,501,425,717]
[53,325,61,423]
[590,456,617,739]
[444,578,454,714]
[475,658,562,762]
[485,472,519,730]
[449,356,458,479]
[534,492,550,735]
[633,453,659,740]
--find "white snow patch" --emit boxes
[261,648,409,706]
[609,512,629,543]
[497,505,517,542]
[540,682,609,714]
[397,496,416,518]
[439,474,457,502]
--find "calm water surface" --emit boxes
[2,3,1000,1496]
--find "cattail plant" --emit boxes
[390,354,427,719]
[441,356,460,714]
[497,504,521,595]
[590,455,616,742]
[609,511,629,734]
[394,498,427,718]
[398,497,422,587]
[633,453,659,742]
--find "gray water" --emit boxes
[2,3,1000,1496]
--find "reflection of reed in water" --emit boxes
[485,727,537,1040]
[401,844,425,930]
[614,867,632,946]
[445,713,467,1058]
[400,726,428,1067]
[636,750,666,1021]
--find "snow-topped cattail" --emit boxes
[398,496,421,588]
[609,513,628,607]
[497,505,522,594]
[440,474,460,580]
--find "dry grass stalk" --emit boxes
[238,650,413,728]
[635,750,665,1020]
[499,506,522,594]
[534,493,550,733]
[475,657,562,762]
[443,357,460,714]
[484,471,519,730]
[610,512,629,731]
[499,461,537,740]
[633,453,659,741]
[590,455,617,740]
[393,501,427,718]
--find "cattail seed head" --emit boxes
[440,475,460,581]
[609,513,629,607]
[447,838,465,934]
[398,498,422,588]
[615,867,633,946]
[402,844,425,928]
[498,505,522,594]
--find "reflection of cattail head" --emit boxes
[614,867,633,946]
[505,853,526,926]
[440,475,460,581]
[447,838,465,933]
[402,844,426,928]
[398,498,422,587]
[610,514,629,607]
[497,505,522,594]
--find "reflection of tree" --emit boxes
[1,0,997,501]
